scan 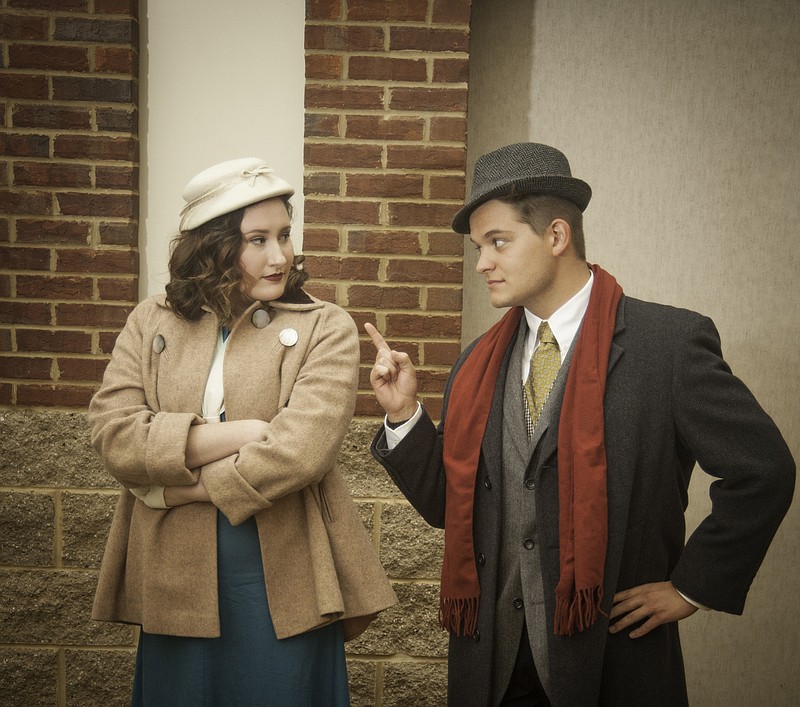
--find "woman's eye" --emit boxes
[494,239,507,248]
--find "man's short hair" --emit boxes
[498,192,586,260]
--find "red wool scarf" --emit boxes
[439,265,623,637]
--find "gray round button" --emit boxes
[251,308,271,328]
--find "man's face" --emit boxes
[468,199,558,316]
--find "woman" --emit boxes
[89,158,396,706]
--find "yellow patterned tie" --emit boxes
[524,321,561,436]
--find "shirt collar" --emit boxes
[523,269,594,362]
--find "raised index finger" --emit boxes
[364,322,390,353]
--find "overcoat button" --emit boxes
[152,334,165,353]
[513,598,524,610]
[483,477,492,490]
[523,538,535,550]
[477,553,486,566]
[472,630,481,642]
[251,308,270,328]
[279,328,298,347]
[524,478,535,490]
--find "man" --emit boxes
[366,143,795,706]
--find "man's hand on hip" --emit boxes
[609,581,698,638]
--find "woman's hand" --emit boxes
[164,475,212,507]
[365,323,419,422]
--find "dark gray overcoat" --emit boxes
[372,295,794,707]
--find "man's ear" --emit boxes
[550,218,572,256]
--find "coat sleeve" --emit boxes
[371,409,447,528]
[668,313,795,613]
[367,339,480,529]
[88,300,203,490]
[201,305,360,525]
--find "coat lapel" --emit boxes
[607,295,627,376]
[530,332,579,476]
[481,321,518,479]
[503,320,534,464]
[151,307,219,415]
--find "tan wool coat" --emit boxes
[89,293,396,640]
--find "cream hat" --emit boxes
[179,157,295,231]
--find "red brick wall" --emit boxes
[0,2,473,704]
[0,0,139,409]
[1,0,472,416]
[304,0,471,420]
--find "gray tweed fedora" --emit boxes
[452,142,592,234]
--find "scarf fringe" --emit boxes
[438,596,479,636]
[554,586,604,636]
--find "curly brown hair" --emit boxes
[164,196,309,323]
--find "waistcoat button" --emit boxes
[523,537,534,550]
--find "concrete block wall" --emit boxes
[0,410,134,706]
[1,1,472,704]
[0,410,451,706]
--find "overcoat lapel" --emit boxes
[529,330,580,476]
[601,296,635,599]
[503,321,533,464]
[606,290,627,377]
[150,307,219,415]
[480,315,583,478]
[480,327,516,478]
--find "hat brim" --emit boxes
[179,180,294,232]
[451,175,592,234]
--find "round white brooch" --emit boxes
[278,328,298,347]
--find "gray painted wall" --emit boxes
[465,1,799,703]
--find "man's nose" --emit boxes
[475,249,493,273]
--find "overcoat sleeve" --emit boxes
[201,305,359,525]
[88,299,202,489]
[372,410,447,528]
[369,340,481,529]
[668,313,795,613]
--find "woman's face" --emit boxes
[237,198,294,304]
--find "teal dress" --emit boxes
[131,512,350,707]
[131,329,350,706]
